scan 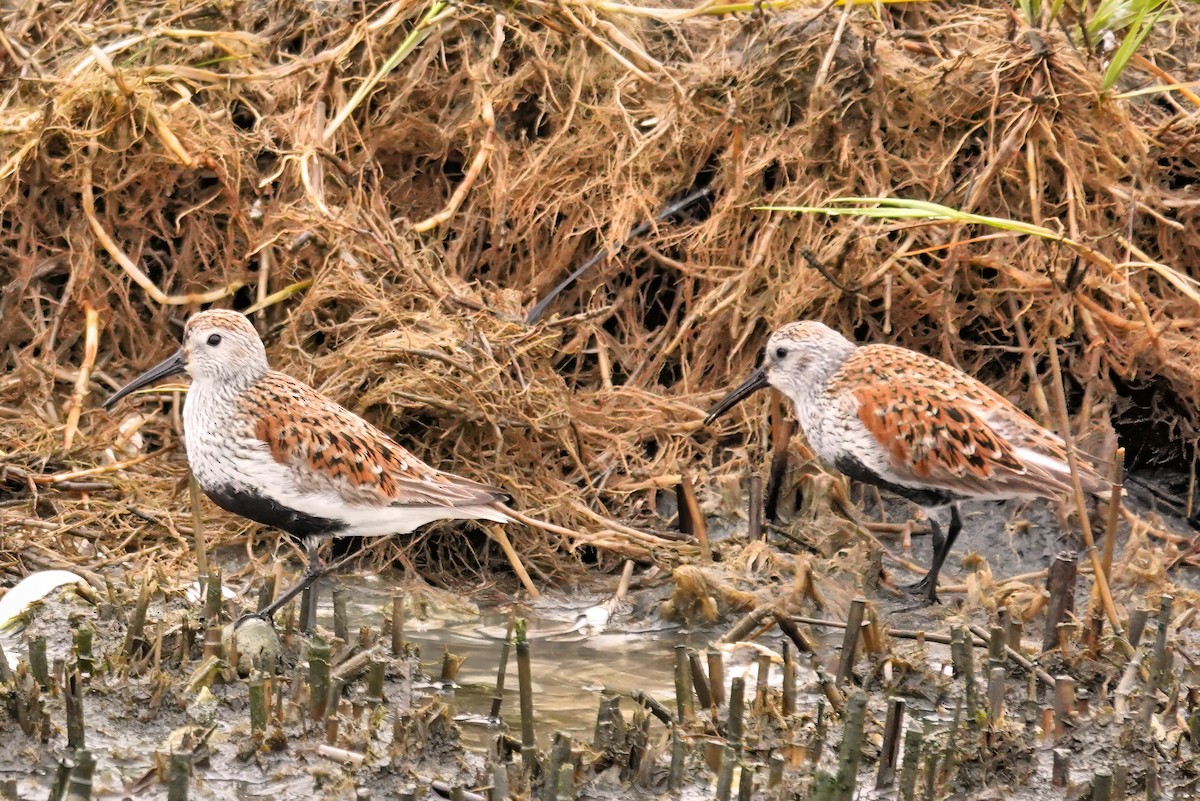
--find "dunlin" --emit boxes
[105,310,530,626]
[706,321,1109,605]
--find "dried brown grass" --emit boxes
[3,0,1200,589]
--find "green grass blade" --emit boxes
[757,197,1074,243]
[1102,4,1169,91]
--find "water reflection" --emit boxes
[314,571,706,750]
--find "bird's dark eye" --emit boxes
[774,346,788,360]
[207,334,222,347]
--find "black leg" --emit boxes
[236,541,325,629]
[900,503,962,607]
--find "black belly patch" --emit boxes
[205,485,346,540]
[832,453,964,507]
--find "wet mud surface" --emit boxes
[1,476,1198,800]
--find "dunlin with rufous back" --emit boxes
[105,310,528,627]
[706,321,1109,606]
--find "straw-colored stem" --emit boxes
[322,0,451,143]
[485,525,540,599]
[62,304,99,449]
[1045,340,1133,658]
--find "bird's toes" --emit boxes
[233,611,273,630]
[899,575,931,594]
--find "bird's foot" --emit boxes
[894,594,939,613]
[233,611,274,630]
[895,574,940,610]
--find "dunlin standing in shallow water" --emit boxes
[104,310,534,627]
[706,321,1110,606]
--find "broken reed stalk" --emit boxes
[1188,687,1200,745]
[1151,595,1174,688]
[308,638,332,720]
[1053,675,1075,738]
[1042,554,1077,653]
[515,619,537,774]
[677,474,710,562]
[988,624,1006,669]
[782,641,796,716]
[490,613,517,720]
[811,701,827,765]
[256,575,276,614]
[899,728,923,801]
[29,637,49,688]
[875,697,905,790]
[203,567,222,623]
[727,677,746,753]
[714,745,736,801]
[367,658,386,705]
[592,692,619,752]
[333,588,349,642]
[1052,749,1071,787]
[769,753,784,789]
[708,650,726,708]
[391,593,404,657]
[167,751,190,801]
[543,732,571,801]
[1128,608,1149,647]
[65,749,95,801]
[830,691,867,801]
[1101,447,1124,581]
[492,764,509,801]
[249,672,267,735]
[49,761,70,801]
[835,598,865,687]
[300,583,318,634]
[673,645,694,721]
[950,627,976,720]
[764,410,796,523]
[688,649,712,710]
[754,652,772,714]
[668,728,685,793]
[189,473,209,583]
[748,473,764,541]
[966,623,1055,688]
[988,667,1006,725]
[774,613,846,712]
[440,649,464,684]
[737,769,754,801]
[125,575,156,657]
[723,605,776,643]
[1045,340,1132,657]
[1138,597,1176,727]
[65,671,85,750]
[1006,615,1024,651]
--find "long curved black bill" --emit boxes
[704,366,770,425]
[103,349,186,411]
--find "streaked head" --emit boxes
[104,310,268,410]
[705,320,857,423]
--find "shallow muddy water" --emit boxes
[303,571,710,751]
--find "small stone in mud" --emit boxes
[222,618,281,675]
[187,686,220,725]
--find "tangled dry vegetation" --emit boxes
[2,0,1200,591]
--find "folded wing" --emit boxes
[248,372,508,510]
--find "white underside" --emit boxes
[183,413,510,536]
[286,492,510,536]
